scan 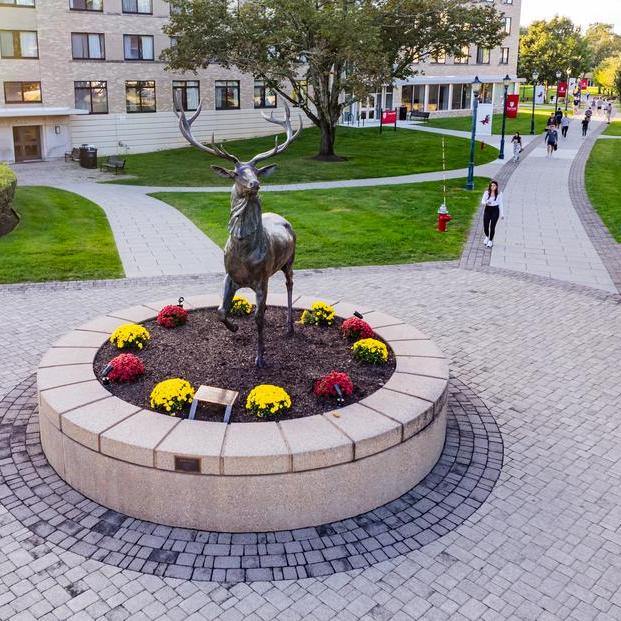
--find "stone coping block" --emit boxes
[38,298,449,531]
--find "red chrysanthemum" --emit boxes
[313,371,354,398]
[107,353,145,383]
[340,317,374,341]
[157,305,189,329]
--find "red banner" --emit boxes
[580,78,589,91]
[505,94,519,118]
[557,81,568,97]
[381,109,397,125]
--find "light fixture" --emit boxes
[503,74,511,88]
[556,70,562,79]
[472,76,482,96]
[54,125,61,135]
[532,70,539,81]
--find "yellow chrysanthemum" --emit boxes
[299,301,335,327]
[230,295,254,316]
[109,323,150,350]
[246,384,292,418]
[150,378,195,415]
[352,338,389,365]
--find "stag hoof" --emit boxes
[221,319,238,333]
[286,327,294,337]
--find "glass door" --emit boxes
[13,125,42,162]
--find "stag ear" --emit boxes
[256,164,278,178]
[211,165,236,178]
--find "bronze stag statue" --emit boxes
[175,99,302,367]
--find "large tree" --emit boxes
[585,23,621,70]
[518,17,591,85]
[163,0,504,159]
[593,55,621,94]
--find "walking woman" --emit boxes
[511,132,522,162]
[545,124,558,157]
[481,180,504,248]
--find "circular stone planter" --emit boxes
[37,294,449,532]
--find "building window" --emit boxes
[253,80,277,109]
[384,85,393,109]
[215,80,240,110]
[503,17,512,35]
[291,80,308,106]
[451,84,472,110]
[427,84,449,111]
[476,47,490,64]
[478,83,493,104]
[500,47,509,65]
[75,81,108,114]
[431,50,446,64]
[454,46,469,64]
[401,84,425,112]
[69,0,102,10]
[0,0,36,6]
[173,80,199,111]
[502,0,513,4]
[0,31,38,59]
[122,0,152,14]
[126,80,156,112]
[71,33,105,60]
[4,81,41,103]
[123,34,154,60]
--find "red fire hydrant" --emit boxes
[437,204,452,232]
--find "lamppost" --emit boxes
[530,70,539,135]
[555,70,562,107]
[565,67,571,112]
[466,76,482,190]
[499,74,511,160]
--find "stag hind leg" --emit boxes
[254,282,268,368]
[217,274,239,333]
[282,262,294,337]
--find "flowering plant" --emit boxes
[109,323,150,350]
[246,384,292,418]
[107,353,145,383]
[314,371,354,398]
[157,305,188,329]
[150,378,195,414]
[300,301,336,327]
[230,295,254,316]
[352,338,389,365]
[341,317,374,341]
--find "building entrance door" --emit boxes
[13,125,42,162]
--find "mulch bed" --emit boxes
[94,306,395,423]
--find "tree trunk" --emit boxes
[314,121,345,161]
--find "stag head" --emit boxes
[174,94,302,196]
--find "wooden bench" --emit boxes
[100,156,126,174]
[409,110,430,121]
[64,147,80,162]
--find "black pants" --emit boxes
[483,205,500,241]
[562,126,568,137]
[582,124,588,136]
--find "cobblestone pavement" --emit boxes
[1,265,621,619]
[489,119,616,292]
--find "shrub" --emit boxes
[230,295,254,316]
[341,317,374,341]
[107,353,145,383]
[150,378,195,414]
[313,371,354,398]
[157,304,188,328]
[0,164,17,235]
[300,301,336,327]
[109,323,150,350]
[352,338,389,364]
[246,384,292,418]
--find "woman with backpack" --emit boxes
[481,180,504,249]
[511,132,523,162]
[545,124,559,157]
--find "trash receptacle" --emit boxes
[79,144,97,169]
[399,106,407,121]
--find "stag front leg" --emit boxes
[283,263,294,337]
[217,274,239,333]
[254,283,268,368]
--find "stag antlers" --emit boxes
[174,92,302,166]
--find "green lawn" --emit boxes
[109,126,498,187]
[0,186,123,284]
[426,109,566,135]
[603,120,621,136]
[153,178,486,268]
[585,141,621,242]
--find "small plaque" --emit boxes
[174,456,200,473]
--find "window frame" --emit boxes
[253,80,277,109]
[74,80,109,114]
[453,45,470,64]
[3,81,42,104]
[122,0,152,15]
[71,32,105,60]
[500,47,510,65]
[215,80,240,110]
[123,34,154,61]
[125,80,157,113]
[69,0,103,10]
[172,80,200,112]
[503,17,512,35]
[0,30,39,59]
[476,47,490,65]
[0,0,36,7]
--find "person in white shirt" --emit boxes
[481,180,504,248]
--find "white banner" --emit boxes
[475,103,493,137]
[535,85,545,105]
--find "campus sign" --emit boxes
[506,94,519,118]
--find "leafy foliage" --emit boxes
[593,55,621,94]
[585,23,621,69]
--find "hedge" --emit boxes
[0,163,18,235]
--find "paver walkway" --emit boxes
[488,119,617,292]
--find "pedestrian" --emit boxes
[597,98,603,116]
[545,124,558,157]
[585,107,593,121]
[511,132,522,162]
[561,113,570,138]
[606,101,613,123]
[554,108,563,128]
[481,180,504,249]
[582,115,590,137]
